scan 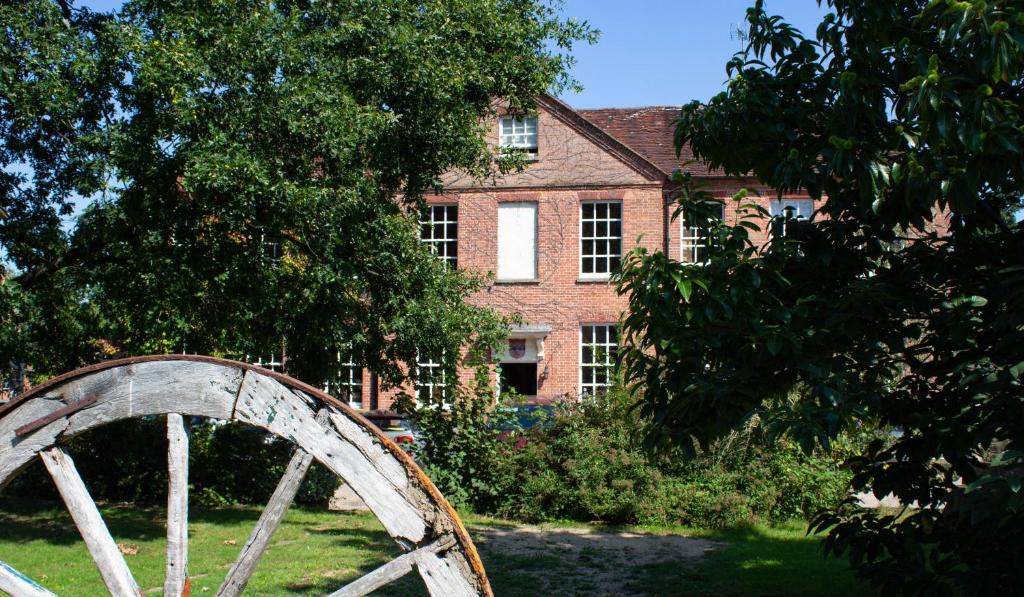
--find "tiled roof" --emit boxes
[577,106,723,177]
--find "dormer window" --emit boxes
[499,116,538,155]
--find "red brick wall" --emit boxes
[364,111,831,410]
[373,184,665,409]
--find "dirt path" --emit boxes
[469,524,720,596]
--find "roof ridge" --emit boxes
[576,106,680,112]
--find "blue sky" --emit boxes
[558,0,829,107]
[78,0,830,108]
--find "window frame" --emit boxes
[499,116,539,155]
[414,351,448,407]
[325,351,364,410]
[251,353,284,373]
[579,200,623,279]
[420,204,458,268]
[680,201,725,264]
[769,199,814,238]
[579,323,618,397]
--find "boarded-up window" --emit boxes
[497,202,537,280]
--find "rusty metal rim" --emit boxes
[0,354,493,596]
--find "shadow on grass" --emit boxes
[627,522,865,597]
[0,497,168,545]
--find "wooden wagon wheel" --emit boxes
[0,355,492,597]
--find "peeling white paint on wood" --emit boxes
[328,536,457,597]
[415,548,479,597]
[1,362,240,490]
[217,410,328,597]
[164,414,189,596]
[40,447,141,597]
[0,397,68,490]
[62,361,240,436]
[0,359,490,596]
[0,560,57,597]
[233,372,428,543]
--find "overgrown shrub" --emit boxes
[415,385,861,528]
[399,366,521,509]
[3,418,340,506]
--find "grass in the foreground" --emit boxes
[0,497,407,596]
[626,521,866,596]
[0,498,865,596]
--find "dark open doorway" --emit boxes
[500,363,538,397]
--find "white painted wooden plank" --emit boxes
[232,372,428,543]
[497,202,537,280]
[414,548,479,597]
[217,411,328,597]
[328,536,457,597]
[0,397,68,490]
[40,447,141,597]
[164,414,189,597]
[327,410,406,487]
[62,361,241,435]
[0,560,57,597]
[1,362,241,489]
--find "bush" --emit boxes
[414,385,859,529]
[399,365,522,509]
[3,417,340,507]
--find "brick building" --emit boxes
[338,94,823,411]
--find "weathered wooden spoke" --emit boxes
[0,561,57,597]
[0,355,492,597]
[40,447,142,597]
[218,410,327,597]
[165,413,190,597]
[328,535,459,597]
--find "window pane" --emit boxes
[580,201,622,276]
[421,205,458,268]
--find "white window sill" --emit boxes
[576,276,612,284]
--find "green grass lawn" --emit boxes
[626,521,867,596]
[0,498,866,595]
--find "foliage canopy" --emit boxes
[0,0,594,385]
[618,0,1023,592]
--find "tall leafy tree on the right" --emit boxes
[617,1,1023,592]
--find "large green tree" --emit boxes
[618,0,1023,592]
[0,0,593,385]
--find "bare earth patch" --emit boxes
[470,524,720,596]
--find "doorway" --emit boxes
[499,363,538,397]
